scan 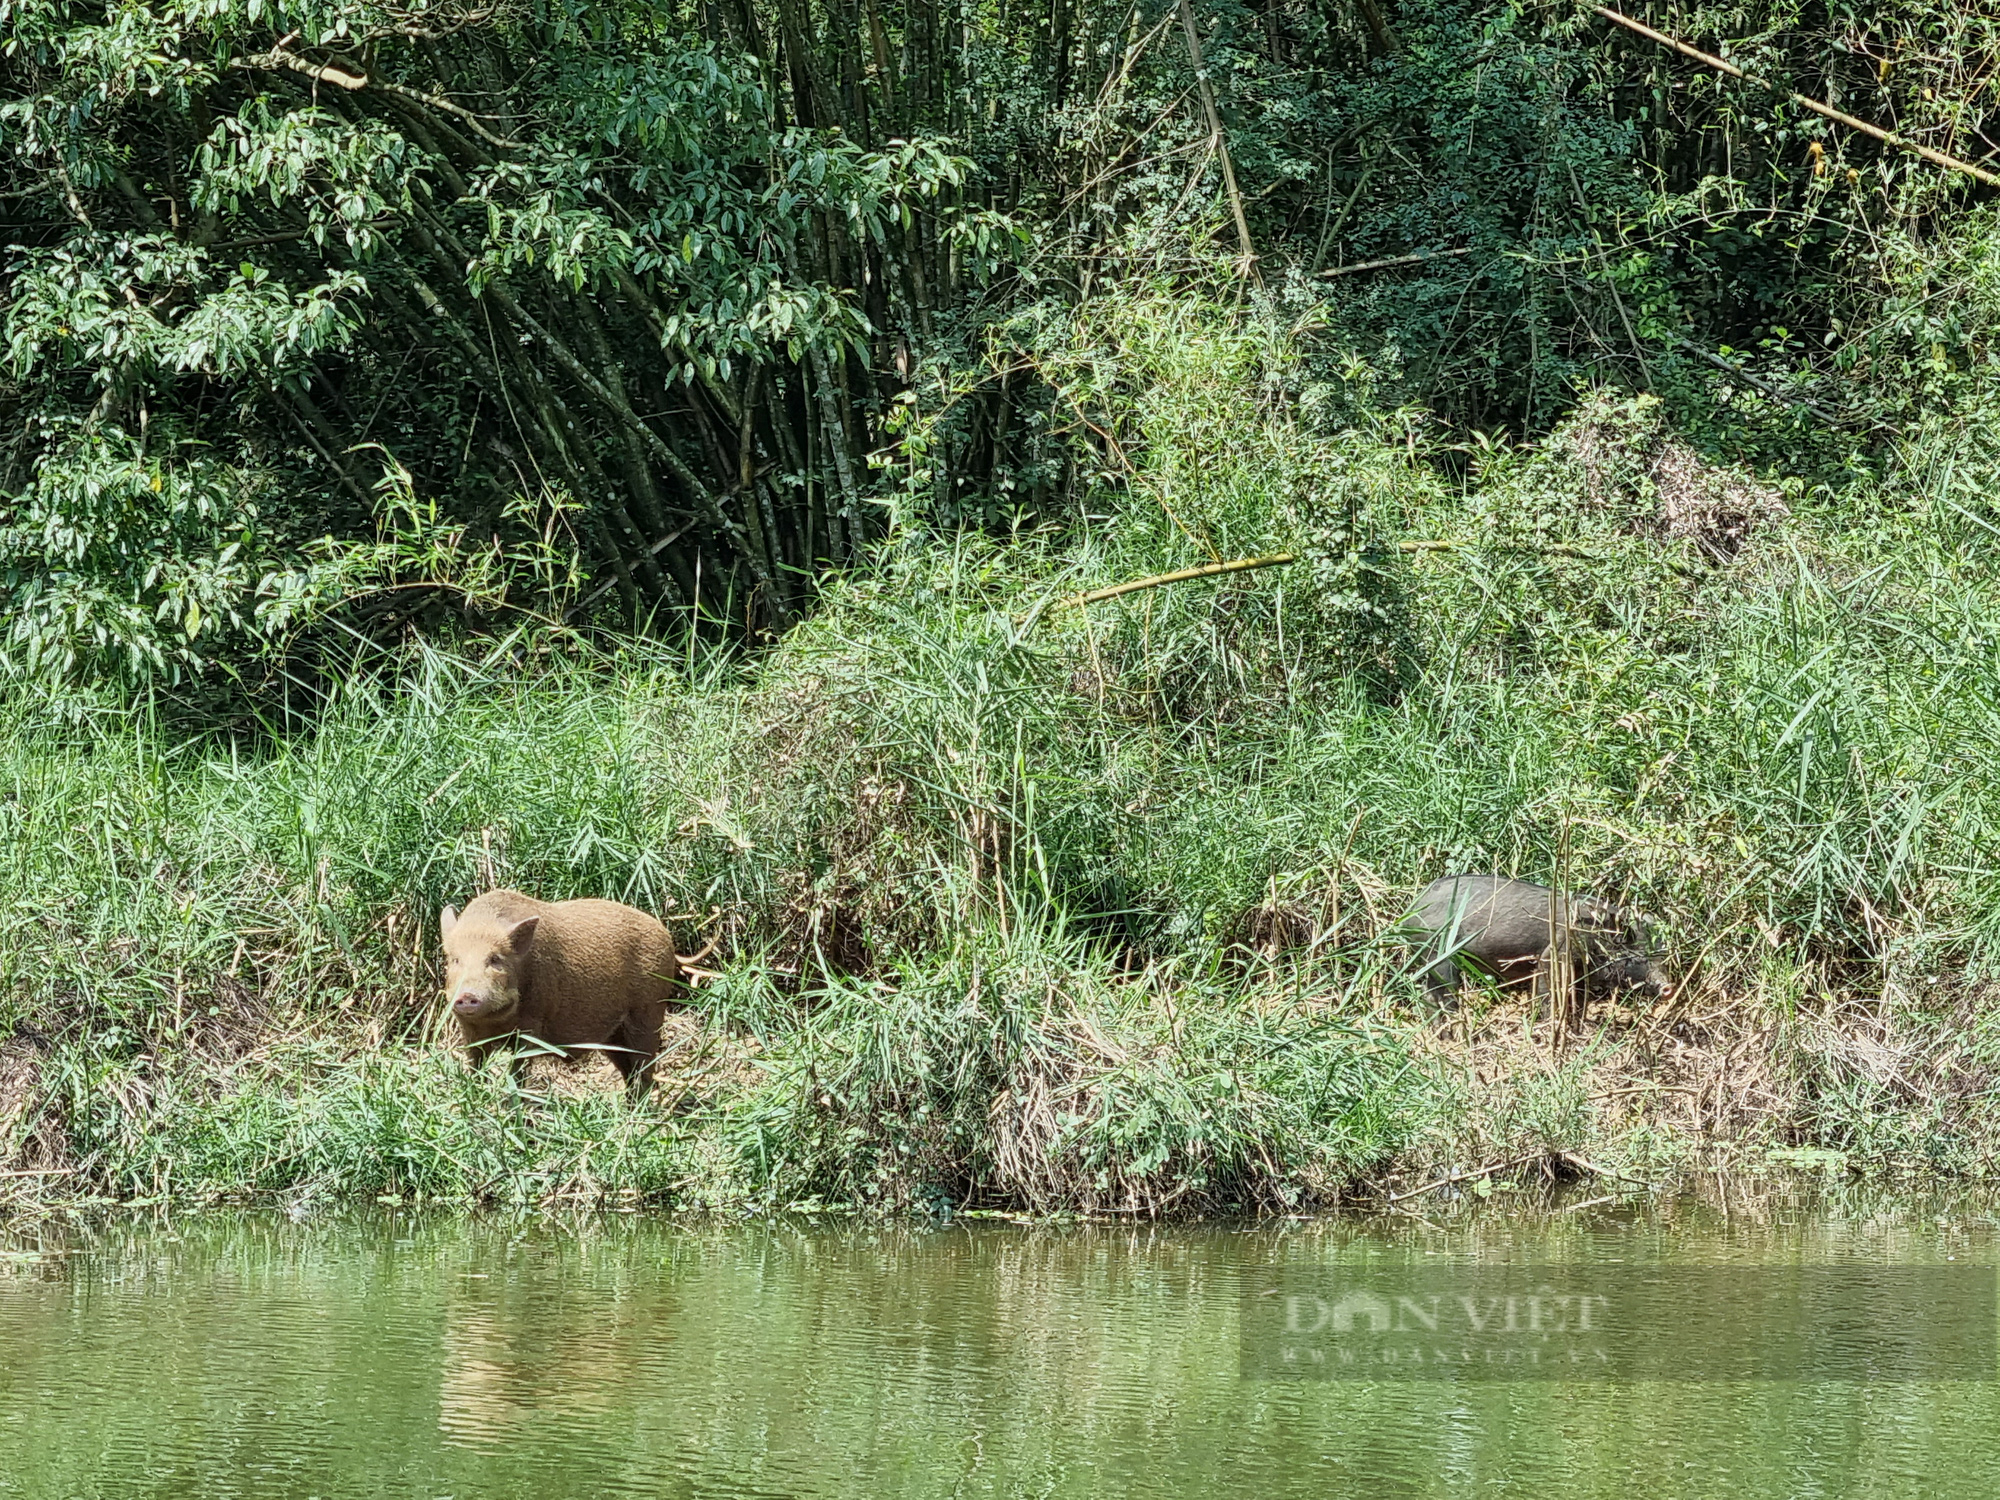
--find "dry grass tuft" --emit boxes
[1541,389,1788,563]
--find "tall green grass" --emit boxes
[8,288,2000,1209]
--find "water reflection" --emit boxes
[436,1275,647,1449]
[0,1187,1995,1498]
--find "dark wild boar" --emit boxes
[439,889,690,1094]
[1406,873,1669,1011]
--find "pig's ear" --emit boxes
[440,906,459,940]
[504,916,540,953]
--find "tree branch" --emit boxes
[230,46,368,91]
[1316,246,1470,278]
[1592,4,2000,188]
[230,48,526,151]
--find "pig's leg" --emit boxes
[504,1034,533,1088]
[610,1003,666,1098]
[462,1028,518,1080]
[1419,951,1459,1009]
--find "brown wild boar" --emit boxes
[439,889,687,1094]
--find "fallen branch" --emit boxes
[1560,1149,1655,1188]
[1591,4,2000,188]
[1317,246,1472,278]
[1668,335,1843,425]
[1177,0,1258,280]
[1384,1153,1541,1203]
[1560,1193,1619,1213]
[1066,552,1299,608]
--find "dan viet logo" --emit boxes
[1271,1283,1614,1372]
[1240,1266,1998,1382]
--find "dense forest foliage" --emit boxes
[5,0,1997,686]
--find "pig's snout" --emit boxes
[453,988,508,1017]
[450,981,518,1021]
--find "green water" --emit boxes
[2,1194,1997,1497]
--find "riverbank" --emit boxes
[8,418,2000,1212]
[0,967,1978,1217]
[9,310,2000,1214]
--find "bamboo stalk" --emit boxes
[1176,0,1259,279]
[483,283,775,592]
[1031,534,1704,622]
[1591,4,2000,188]
[1668,334,1841,424]
[569,523,693,615]
[1067,552,1298,607]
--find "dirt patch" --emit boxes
[518,1050,627,1099]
